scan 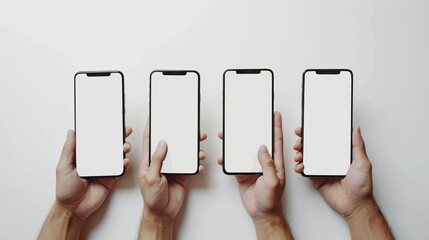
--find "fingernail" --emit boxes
[67,129,73,140]
[357,126,362,135]
[158,140,166,150]
[259,145,268,153]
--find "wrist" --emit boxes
[142,208,175,227]
[53,201,85,222]
[38,202,83,239]
[345,197,379,223]
[252,212,293,240]
[139,209,174,240]
[345,198,394,239]
[252,212,285,228]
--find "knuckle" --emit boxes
[266,178,280,189]
[365,160,373,172]
[265,158,275,168]
[144,176,157,186]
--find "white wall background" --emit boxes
[0,0,428,239]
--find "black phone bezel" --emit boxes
[222,68,274,175]
[74,70,126,178]
[301,69,353,178]
[149,70,201,175]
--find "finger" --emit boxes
[236,175,258,184]
[294,163,304,173]
[147,140,168,179]
[218,131,223,140]
[142,120,150,167]
[57,130,76,172]
[295,127,302,137]
[310,178,327,189]
[199,151,206,160]
[217,157,223,165]
[294,152,303,163]
[200,133,208,141]
[258,145,278,185]
[199,165,205,172]
[352,126,371,167]
[293,139,302,151]
[125,127,133,138]
[273,111,285,181]
[124,158,131,170]
[94,177,116,191]
[123,142,132,153]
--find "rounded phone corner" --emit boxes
[222,163,233,175]
[189,167,199,175]
[301,169,310,178]
[115,166,126,178]
[185,163,200,176]
[149,70,160,79]
[302,69,313,79]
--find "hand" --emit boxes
[139,121,207,221]
[218,112,292,239]
[293,126,374,218]
[55,127,133,220]
[294,126,394,239]
[39,128,133,240]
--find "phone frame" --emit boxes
[74,70,126,178]
[222,68,274,175]
[149,70,201,175]
[301,69,353,177]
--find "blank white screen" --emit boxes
[302,70,352,176]
[150,71,199,174]
[75,72,124,177]
[224,70,273,173]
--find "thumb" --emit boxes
[57,130,76,172]
[258,145,277,183]
[148,140,168,178]
[352,126,370,164]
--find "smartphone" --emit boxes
[301,69,353,177]
[74,71,125,177]
[149,70,200,174]
[223,69,273,174]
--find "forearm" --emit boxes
[346,199,393,240]
[138,210,174,240]
[38,202,83,240]
[253,214,293,240]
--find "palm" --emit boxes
[56,168,115,219]
[219,112,286,220]
[139,121,207,219]
[294,127,374,218]
[141,172,189,218]
[313,162,372,217]
[54,129,131,220]
[237,175,278,218]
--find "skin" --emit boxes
[293,126,394,240]
[138,121,207,240]
[217,111,293,240]
[39,127,133,240]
